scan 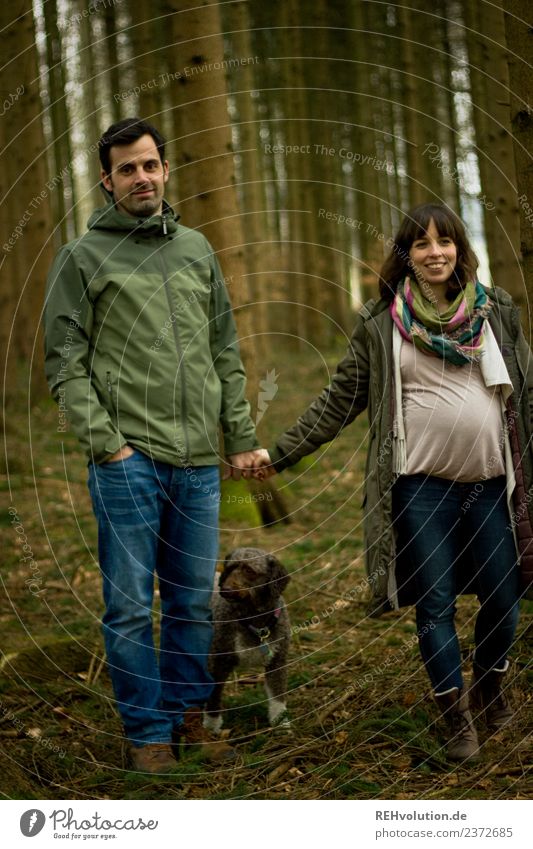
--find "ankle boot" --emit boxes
[435,687,479,761]
[470,662,513,731]
[174,707,236,762]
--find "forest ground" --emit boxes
[1,347,531,801]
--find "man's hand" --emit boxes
[223,449,269,481]
[251,448,276,480]
[104,444,135,463]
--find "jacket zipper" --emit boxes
[159,245,191,464]
[106,371,117,416]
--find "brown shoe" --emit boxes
[470,662,513,731]
[435,687,479,761]
[128,742,179,774]
[177,707,236,762]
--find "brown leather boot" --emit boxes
[177,707,236,762]
[470,662,513,731]
[128,742,180,774]
[435,687,479,761]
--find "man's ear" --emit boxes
[163,160,169,183]
[101,169,113,192]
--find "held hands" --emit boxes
[223,448,276,481]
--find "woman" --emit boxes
[254,203,533,761]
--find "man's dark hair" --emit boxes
[98,117,166,174]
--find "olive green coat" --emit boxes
[44,201,258,465]
[270,287,533,612]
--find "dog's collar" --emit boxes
[246,608,281,658]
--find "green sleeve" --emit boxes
[270,310,371,471]
[208,249,259,455]
[43,245,127,463]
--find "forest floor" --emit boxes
[1,347,531,801]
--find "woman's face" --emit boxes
[408,219,458,289]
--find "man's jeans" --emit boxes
[393,474,520,694]
[88,450,220,745]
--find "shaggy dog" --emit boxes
[205,547,291,732]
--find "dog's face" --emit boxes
[219,548,290,608]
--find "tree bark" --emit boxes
[465,0,522,300]
[503,0,533,335]
[0,0,54,400]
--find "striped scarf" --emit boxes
[390,277,492,365]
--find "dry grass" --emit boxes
[1,350,531,799]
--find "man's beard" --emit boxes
[127,189,162,217]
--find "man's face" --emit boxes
[101,134,169,218]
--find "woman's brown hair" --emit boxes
[378,203,479,301]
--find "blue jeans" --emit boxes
[392,474,520,693]
[88,450,220,745]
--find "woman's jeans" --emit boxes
[392,474,520,694]
[88,450,220,745]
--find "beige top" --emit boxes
[401,340,505,482]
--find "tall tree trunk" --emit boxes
[77,2,103,210]
[465,0,522,299]
[0,0,54,401]
[42,0,78,244]
[222,0,274,355]
[129,0,165,122]
[103,0,123,124]
[504,0,533,334]
[353,0,386,299]
[168,1,254,357]
[396,2,452,206]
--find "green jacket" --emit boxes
[270,287,533,612]
[44,201,258,465]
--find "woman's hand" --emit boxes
[252,448,276,480]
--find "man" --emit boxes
[44,118,262,774]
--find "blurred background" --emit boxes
[2,0,532,401]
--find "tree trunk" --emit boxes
[465,0,522,299]
[503,0,533,335]
[42,0,78,244]
[129,0,165,122]
[0,0,54,400]
[103,0,123,124]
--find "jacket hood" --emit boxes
[87,197,179,236]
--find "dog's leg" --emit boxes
[264,654,291,731]
[205,654,238,734]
